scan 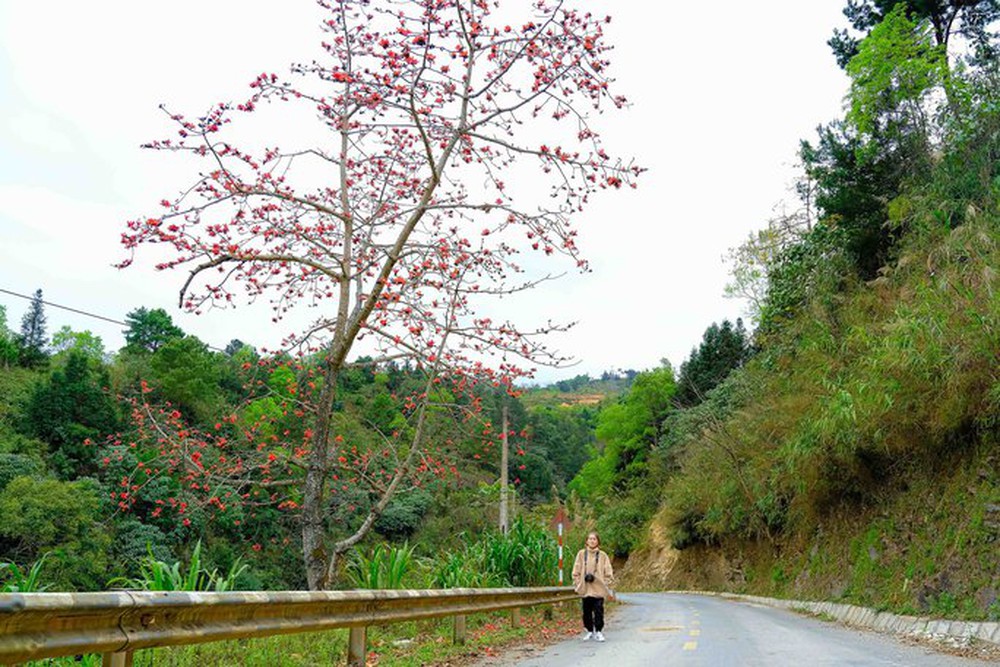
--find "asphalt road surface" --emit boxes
[484,593,996,666]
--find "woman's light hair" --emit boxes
[586,531,600,546]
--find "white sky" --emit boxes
[0,0,850,384]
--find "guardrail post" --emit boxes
[453,614,467,645]
[347,626,367,667]
[511,607,522,627]
[102,651,134,667]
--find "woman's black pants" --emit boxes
[582,596,605,632]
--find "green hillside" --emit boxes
[587,2,1000,622]
[0,303,603,592]
[620,214,999,620]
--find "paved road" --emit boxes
[486,593,995,666]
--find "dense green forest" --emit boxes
[3,0,999,626]
[0,296,635,592]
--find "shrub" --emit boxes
[374,489,432,540]
[111,519,173,567]
[0,453,41,491]
[0,476,110,590]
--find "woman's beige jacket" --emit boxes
[571,547,615,598]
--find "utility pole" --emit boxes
[499,403,509,534]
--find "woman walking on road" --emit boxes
[571,531,615,642]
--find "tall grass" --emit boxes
[483,519,558,586]
[109,541,247,592]
[432,519,557,588]
[346,542,415,589]
[0,552,50,592]
[431,549,496,588]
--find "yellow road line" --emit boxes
[683,641,698,651]
[689,629,701,636]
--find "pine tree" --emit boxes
[675,319,752,408]
[23,350,118,478]
[122,307,184,353]
[17,289,49,367]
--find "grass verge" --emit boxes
[21,602,580,666]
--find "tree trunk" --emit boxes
[302,361,340,590]
[500,404,509,534]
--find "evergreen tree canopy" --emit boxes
[829,0,1000,68]
[22,350,118,478]
[17,290,48,367]
[224,339,247,356]
[554,374,592,392]
[123,307,184,353]
[675,319,752,408]
[18,290,47,350]
[148,336,223,422]
[528,405,594,483]
[799,120,918,279]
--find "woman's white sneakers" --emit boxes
[594,631,606,642]
[582,631,593,641]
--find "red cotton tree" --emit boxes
[119,0,642,590]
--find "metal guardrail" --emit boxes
[0,586,578,666]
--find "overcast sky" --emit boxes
[0,0,850,384]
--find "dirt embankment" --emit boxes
[618,447,1000,621]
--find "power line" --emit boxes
[0,287,226,353]
[0,287,127,326]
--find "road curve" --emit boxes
[485,593,994,666]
